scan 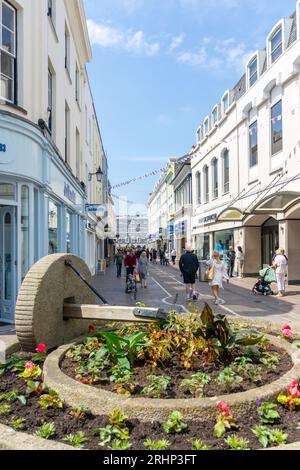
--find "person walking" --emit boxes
[236,246,245,278]
[124,249,137,280]
[152,249,157,264]
[206,250,229,305]
[227,246,236,278]
[171,248,177,265]
[138,251,149,288]
[114,249,124,278]
[159,249,165,266]
[179,245,200,301]
[273,248,288,298]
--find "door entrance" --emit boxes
[0,206,16,323]
[261,218,279,267]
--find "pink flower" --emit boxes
[281,324,291,331]
[282,329,292,338]
[217,401,231,416]
[89,324,95,333]
[287,380,300,398]
[25,361,35,370]
[35,343,47,353]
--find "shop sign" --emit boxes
[64,183,76,204]
[167,224,174,235]
[198,213,218,225]
[0,143,6,152]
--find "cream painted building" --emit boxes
[191,0,300,283]
[0,0,109,322]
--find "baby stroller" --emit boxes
[125,274,137,294]
[252,266,276,296]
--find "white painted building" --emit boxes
[191,0,300,283]
[117,214,148,246]
[0,0,109,322]
[172,160,192,257]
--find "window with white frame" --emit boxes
[222,149,230,194]
[270,28,282,63]
[212,107,218,125]
[196,172,201,205]
[249,121,258,167]
[75,63,80,103]
[0,1,16,103]
[204,118,210,134]
[48,68,53,132]
[271,100,283,155]
[212,158,218,199]
[249,56,258,87]
[203,166,209,203]
[222,93,229,113]
[65,23,70,72]
[65,101,70,163]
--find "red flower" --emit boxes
[281,324,291,331]
[217,401,231,416]
[287,380,300,398]
[89,324,95,333]
[35,343,47,353]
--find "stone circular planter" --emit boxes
[43,334,300,422]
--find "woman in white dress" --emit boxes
[207,251,229,305]
[273,248,288,298]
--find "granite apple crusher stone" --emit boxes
[15,253,168,352]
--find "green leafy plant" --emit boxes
[192,439,212,450]
[0,403,11,415]
[252,425,288,448]
[99,331,148,369]
[0,390,26,406]
[257,402,280,424]
[38,389,64,410]
[144,439,170,450]
[11,417,26,431]
[35,422,56,439]
[180,373,211,397]
[109,364,133,384]
[108,409,128,427]
[63,431,89,449]
[224,435,250,450]
[25,380,44,396]
[69,406,92,420]
[163,411,188,434]
[141,375,171,398]
[260,352,279,370]
[108,439,132,450]
[216,368,243,392]
[18,362,42,381]
[94,425,130,447]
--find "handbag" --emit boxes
[134,271,141,283]
[205,265,215,282]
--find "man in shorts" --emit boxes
[179,245,200,301]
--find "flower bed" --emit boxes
[61,306,293,400]
[1,351,300,450]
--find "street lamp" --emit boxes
[88,166,103,182]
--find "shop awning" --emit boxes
[252,192,300,213]
[217,208,244,222]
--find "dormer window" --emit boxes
[249,57,258,87]
[222,93,229,114]
[271,27,282,63]
[212,106,218,125]
[204,118,210,135]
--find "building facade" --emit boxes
[0,0,108,322]
[191,0,300,283]
[116,214,148,247]
[147,160,176,251]
[172,160,192,257]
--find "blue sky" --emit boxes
[83,0,297,212]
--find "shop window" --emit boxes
[4,211,12,300]
[0,1,16,103]
[48,199,59,254]
[21,185,29,281]
[249,121,258,167]
[34,188,39,263]
[271,100,283,155]
[66,211,73,253]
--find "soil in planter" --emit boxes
[1,366,300,450]
[61,343,293,399]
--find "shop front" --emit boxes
[0,112,87,323]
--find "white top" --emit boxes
[274,254,288,274]
[207,259,229,288]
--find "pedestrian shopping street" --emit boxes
[91,263,300,331]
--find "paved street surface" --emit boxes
[1,263,300,338]
[93,263,300,331]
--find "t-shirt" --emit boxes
[115,254,123,264]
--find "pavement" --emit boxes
[1,261,300,339]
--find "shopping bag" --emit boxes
[205,266,215,282]
[134,271,141,283]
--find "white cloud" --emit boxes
[87,19,160,57]
[170,33,185,51]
